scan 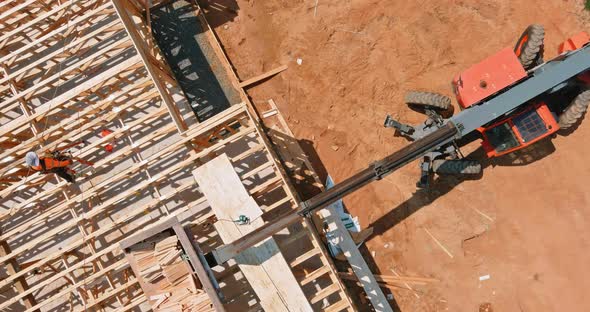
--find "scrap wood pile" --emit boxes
[133,236,214,312]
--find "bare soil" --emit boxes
[202,0,590,310]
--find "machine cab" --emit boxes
[451,45,559,158]
[478,102,559,157]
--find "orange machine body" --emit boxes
[452,32,590,158]
[452,47,527,109]
[477,102,559,158]
[560,32,590,85]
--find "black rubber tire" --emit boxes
[405,91,452,112]
[558,90,590,130]
[514,24,545,70]
[432,159,482,175]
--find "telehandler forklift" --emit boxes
[207,25,590,266]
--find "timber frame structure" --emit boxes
[0,0,363,311]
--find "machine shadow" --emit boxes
[370,136,556,237]
[151,0,240,122]
[267,129,556,310]
[297,138,401,311]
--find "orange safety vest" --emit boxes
[31,157,72,172]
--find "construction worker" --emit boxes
[25,151,77,183]
[24,142,93,183]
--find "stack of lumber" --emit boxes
[133,236,214,311]
[135,248,164,283]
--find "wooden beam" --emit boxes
[338,272,439,285]
[173,221,226,311]
[0,1,77,44]
[290,248,321,267]
[238,64,288,88]
[0,82,157,193]
[0,118,254,271]
[0,18,122,87]
[325,299,351,312]
[0,55,141,138]
[0,2,113,66]
[300,266,331,286]
[0,78,154,170]
[0,228,38,311]
[20,259,129,312]
[0,0,38,23]
[310,283,340,305]
[119,216,179,250]
[111,0,187,133]
[73,278,139,312]
[1,104,246,225]
[2,140,229,263]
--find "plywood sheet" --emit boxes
[193,154,312,312]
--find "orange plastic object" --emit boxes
[100,129,114,152]
[558,32,590,54]
[452,47,527,108]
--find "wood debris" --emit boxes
[131,235,214,311]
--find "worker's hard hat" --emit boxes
[25,152,39,167]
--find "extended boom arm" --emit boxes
[207,43,590,267]
[208,123,458,266]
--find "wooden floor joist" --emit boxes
[0,229,38,311]
[0,0,360,311]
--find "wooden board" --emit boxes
[238,65,288,88]
[120,216,226,311]
[172,223,226,312]
[193,154,312,312]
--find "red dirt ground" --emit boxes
[203,0,590,310]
